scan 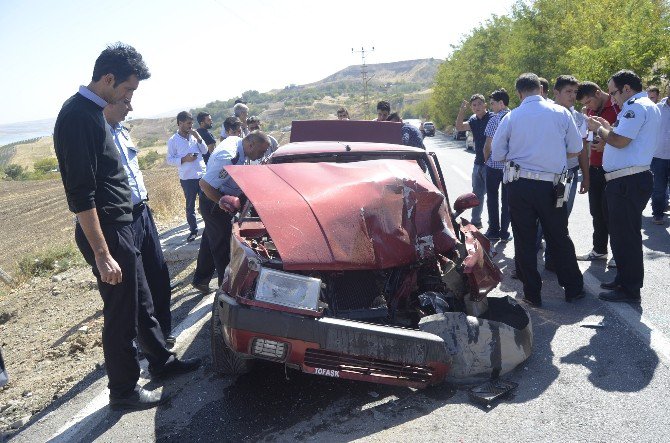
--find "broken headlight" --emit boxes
[254,268,322,311]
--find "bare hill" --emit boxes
[311,58,441,86]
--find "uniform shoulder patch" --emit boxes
[219,169,229,180]
[623,110,636,119]
[627,98,636,105]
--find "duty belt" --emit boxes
[604,166,649,182]
[517,169,560,183]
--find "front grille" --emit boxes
[329,271,384,310]
[304,348,434,383]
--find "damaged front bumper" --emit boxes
[215,292,533,387]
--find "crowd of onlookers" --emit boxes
[457,71,667,307]
[41,39,670,412]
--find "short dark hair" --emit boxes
[246,115,260,125]
[610,70,642,93]
[92,42,150,86]
[223,116,241,133]
[234,98,247,105]
[576,81,601,101]
[470,94,485,103]
[538,77,549,94]
[554,75,578,92]
[516,73,542,94]
[647,85,660,94]
[376,101,391,113]
[177,111,192,123]
[336,107,349,116]
[196,112,210,124]
[489,88,509,106]
[386,112,402,122]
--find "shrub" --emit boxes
[33,157,59,174]
[138,150,161,170]
[18,243,84,279]
[4,164,26,180]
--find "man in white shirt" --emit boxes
[166,111,208,242]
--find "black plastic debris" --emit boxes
[579,320,606,329]
[468,379,518,407]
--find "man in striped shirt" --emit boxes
[483,88,512,242]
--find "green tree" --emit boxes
[431,0,670,129]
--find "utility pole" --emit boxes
[352,46,374,119]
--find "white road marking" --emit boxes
[47,293,216,442]
[449,164,470,182]
[582,269,670,368]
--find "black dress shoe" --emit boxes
[565,290,585,303]
[192,282,213,294]
[598,288,641,303]
[109,386,168,411]
[149,356,202,380]
[521,297,542,308]
[600,280,621,290]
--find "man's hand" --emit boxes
[181,153,197,163]
[189,128,203,143]
[587,116,612,132]
[579,176,590,194]
[95,252,122,285]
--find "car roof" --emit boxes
[271,141,426,159]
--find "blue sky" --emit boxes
[0,0,515,124]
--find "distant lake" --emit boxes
[0,118,56,146]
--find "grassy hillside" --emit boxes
[1,58,441,171]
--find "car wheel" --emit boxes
[211,298,254,375]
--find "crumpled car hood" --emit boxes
[225,159,457,271]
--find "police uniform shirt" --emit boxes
[603,92,662,172]
[655,98,670,160]
[109,123,148,205]
[202,136,245,196]
[491,95,583,174]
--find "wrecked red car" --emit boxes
[211,120,532,387]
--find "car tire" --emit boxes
[211,298,254,375]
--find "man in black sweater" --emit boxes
[54,43,200,411]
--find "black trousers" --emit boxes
[132,203,172,338]
[507,179,583,302]
[200,196,233,287]
[193,192,217,286]
[606,171,653,292]
[75,223,172,398]
[588,166,609,254]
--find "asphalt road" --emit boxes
[13,132,670,442]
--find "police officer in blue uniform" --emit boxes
[587,70,661,303]
[199,127,270,286]
[104,99,175,345]
[492,72,584,307]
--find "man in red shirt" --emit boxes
[576,81,620,266]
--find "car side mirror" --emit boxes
[453,193,480,217]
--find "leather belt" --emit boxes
[517,168,559,183]
[604,166,649,182]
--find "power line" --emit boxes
[352,46,374,119]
